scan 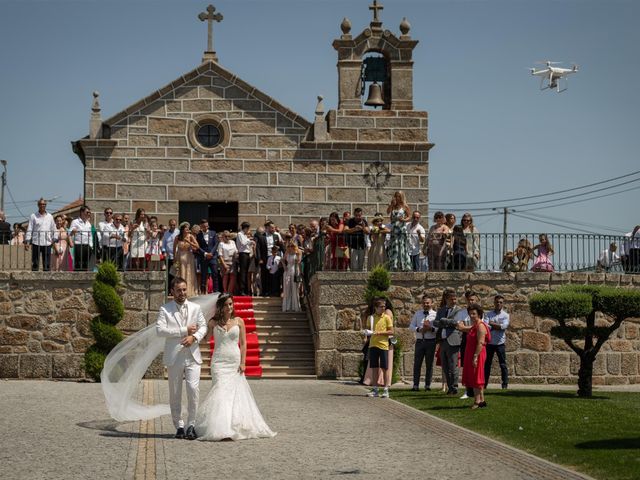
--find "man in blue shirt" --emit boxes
[484,294,510,389]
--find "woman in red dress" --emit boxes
[325,212,347,270]
[461,303,490,409]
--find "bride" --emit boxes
[196,294,276,441]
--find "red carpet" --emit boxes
[209,295,262,377]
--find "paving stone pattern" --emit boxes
[0,380,593,480]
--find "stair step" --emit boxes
[261,366,316,374]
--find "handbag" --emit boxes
[335,246,349,259]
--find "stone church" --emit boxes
[72,2,433,232]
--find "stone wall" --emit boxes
[309,271,640,385]
[0,272,166,379]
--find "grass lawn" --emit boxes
[391,388,640,480]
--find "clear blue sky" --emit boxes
[0,0,638,234]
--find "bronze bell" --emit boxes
[364,82,384,108]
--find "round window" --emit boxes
[196,124,221,148]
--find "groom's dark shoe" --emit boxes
[186,425,198,440]
[175,427,186,439]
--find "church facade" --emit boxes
[72,4,433,231]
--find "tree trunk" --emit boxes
[577,354,593,398]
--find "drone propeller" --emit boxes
[535,60,562,66]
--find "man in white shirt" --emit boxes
[25,198,55,271]
[70,206,94,271]
[236,222,253,295]
[98,207,114,264]
[597,242,620,273]
[408,210,426,272]
[409,294,437,391]
[484,295,510,389]
[106,214,126,270]
[620,225,640,274]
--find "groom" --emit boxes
[156,277,207,440]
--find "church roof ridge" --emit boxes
[100,61,311,131]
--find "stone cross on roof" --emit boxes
[198,4,223,62]
[369,0,384,23]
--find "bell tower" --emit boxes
[333,1,418,110]
[308,1,431,148]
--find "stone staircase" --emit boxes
[199,297,316,379]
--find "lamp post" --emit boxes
[0,160,7,212]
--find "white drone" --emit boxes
[530,61,579,93]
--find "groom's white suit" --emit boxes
[156,299,207,430]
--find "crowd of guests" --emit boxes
[363,287,510,409]
[4,193,639,285]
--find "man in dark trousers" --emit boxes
[254,221,282,297]
[196,219,219,294]
[433,288,464,395]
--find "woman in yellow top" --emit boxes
[367,298,394,398]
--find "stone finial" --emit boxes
[399,17,411,37]
[313,95,328,141]
[315,95,325,117]
[198,4,223,63]
[340,17,352,37]
[89,91,102,139]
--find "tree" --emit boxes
[529,285,640,397]
[84,262,124,381]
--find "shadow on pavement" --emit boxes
[76,419,174,439]
[575,437,640,450]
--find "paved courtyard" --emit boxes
[0,380,592,480]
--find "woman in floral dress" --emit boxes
[386,191,412,271]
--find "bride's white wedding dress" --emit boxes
[196,324,276,441]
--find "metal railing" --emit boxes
[303,232,638,274]
[0,231,167,273]
[2,231,638,275]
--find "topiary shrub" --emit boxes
[95,261,119,287]
[529,285,640,397]
[368,265,391,291]
[364,265,392,306]
[90,318,124,349]
[84,345,106,383]
[84,262,125,381]
[92,281,124,325]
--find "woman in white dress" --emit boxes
[196,294,276,441]
[217,231,238,294]
[129,208,148,270]
[282,242,301,312]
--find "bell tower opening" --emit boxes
[361,52,390,110]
